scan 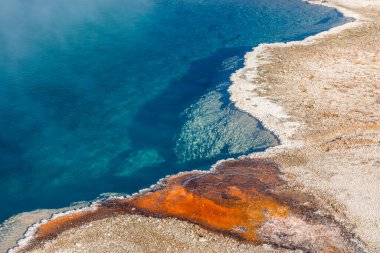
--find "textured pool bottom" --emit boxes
[15,158,362,252]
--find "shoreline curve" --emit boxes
[6,0,380,252]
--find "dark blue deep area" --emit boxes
[0,0,347,222]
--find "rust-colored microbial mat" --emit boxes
[24,159,362,252]
[127,159,290,242]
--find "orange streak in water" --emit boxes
[130,185,289,241]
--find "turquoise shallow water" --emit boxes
[0,0,348,222]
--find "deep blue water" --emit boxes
[0,0,348,222]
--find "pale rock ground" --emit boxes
[28,215,295,253]
[8,0,380,252]
[231,0,380,252]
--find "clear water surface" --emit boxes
[0,0,348,222]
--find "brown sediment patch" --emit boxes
[19,158,361,252]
